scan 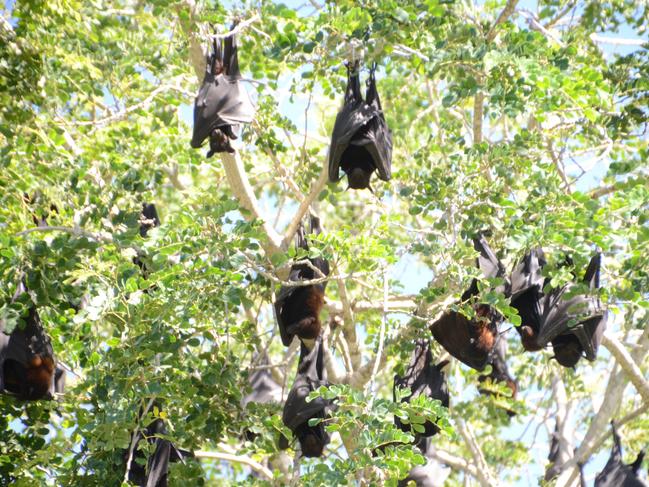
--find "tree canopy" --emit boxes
[0,0,648,485]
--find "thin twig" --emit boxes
[194,449,273,480]
[209,14,261,40]
[16,225,114,244]
[123,397,156,484]
[369,263,390,392]
[70,83,190,128]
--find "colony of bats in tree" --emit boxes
[188,25,634,481]
[4,21,642,487]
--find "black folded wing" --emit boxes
[393,339,449,439]
[328,64,392,189]
[127,416,193,487]
[510,248,547,351]
[242,353,283,407]
[539,253,607,367]
[191,33,254,150]
[595,424,647,487]
[282,338,335,457]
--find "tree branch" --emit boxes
[16,225,114,244]
[473,91,485,146]
[602,333,649,405]
[457,419,499,487]
[281,160,328,250]
[336,271,361,371]
[486,0,519,42]
[70,82,190,128]
[180,2,284,258]
[427,449,479,478]
[341,295,457,388]
[369,264,390,391]
[326,297,417,314]
[220,152,283,255]
[590,34,647,46]
[589,183,619,199]
[556,323,649,485]
[209,14,261,40]
[194,450,273,480]
[474,0,519,147]
[123,397,156,485]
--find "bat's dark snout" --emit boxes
[346,167,372,190]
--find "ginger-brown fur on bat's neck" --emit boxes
[505,379,518,398]
[520,325,542,351]
[25,355,54,399]
[473,305,497,354]
[6,355,55,400]
[297,286,324,340]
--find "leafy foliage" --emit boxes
[1,0,648,485]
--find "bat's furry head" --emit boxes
[4,354,55,400]
[552,335,582,368]
[298,426,327,458]
[346,167,373,190]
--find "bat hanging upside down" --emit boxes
[274,216,330,347]
[328,62,392,191]
[393,339,449,443]
[281,337,336,458]
[190,28,255,157]
[1,281,64,400]
[430,236,510,371]
[510,249,607,367]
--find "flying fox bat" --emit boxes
[282,337,335,458]
[191,31,254,157]
[241,354,283,441]
[274,216,330,347]
[393,339,449,442]
[126,413,193,487]
[545,418,574,482]
[1,281,62,400]
[242,354,283,408]
[477,335,518,416]
[139,203,160,238]
[133,203,161,281]
[594,424,647,487]
[328,62,392,191]
[430,236,509,371]
[510,250,607,367]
